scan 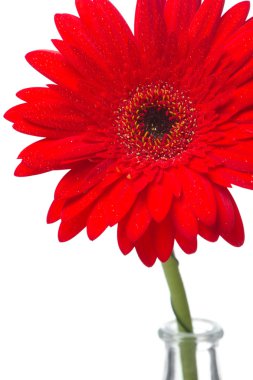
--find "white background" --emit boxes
[0,1,253,379]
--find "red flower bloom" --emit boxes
[5,0,253,266]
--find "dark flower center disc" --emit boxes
[142,107,177,139]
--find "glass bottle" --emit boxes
[159,319,224,380]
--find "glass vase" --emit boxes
[159,319,224,380]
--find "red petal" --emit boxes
[52,39,120,104]
[211,143,253,172]
[8,101,87,133]
[172,198,198,240]
[18,133,108,171]
[86,199,109,240]
[198,222,219,242]
[171,199,198,254]
[61,172,120,221]
[228,203,245,246]
[189,0,224,42]
[147,173,173,222]
[14,162,47,177]
[5,87,95,139]
[236,109,253,123]
[171,198,198,253]
[106,176,147,227]
[17,87,63,102]
[117,220,135,255]
[135,225,157,267]
[26,50,81,92]
[152,219,174,262]
[221,18,253,75]
[175,234,197,254]
[12,119,68,139]
[58,207,91,242]
[180,168,217,226]
[134,0,167,61]
[54,160,114,200]
[165,0,200,33]
[214,186,244,246]
[75,0,139,75]
[212,1,250,48]
[86,176,142,240]
[209,167,253,190]
[225,81,253,116]
[166,169,182,198]
[231,58,253,87]
[47,199,65,223]
[54,14,117,81]
[125,195,151,242]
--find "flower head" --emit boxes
[5,0,253,266]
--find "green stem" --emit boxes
[162,252,198,380]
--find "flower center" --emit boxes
[115,82,197,163]
[141,106,177,139]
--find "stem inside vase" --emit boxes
[162,252,198,380]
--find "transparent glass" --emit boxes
[159,319,224,380]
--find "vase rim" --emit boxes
[158,318,224,344]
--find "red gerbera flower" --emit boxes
[5,0,253,266]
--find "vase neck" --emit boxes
[159,319,224,380]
